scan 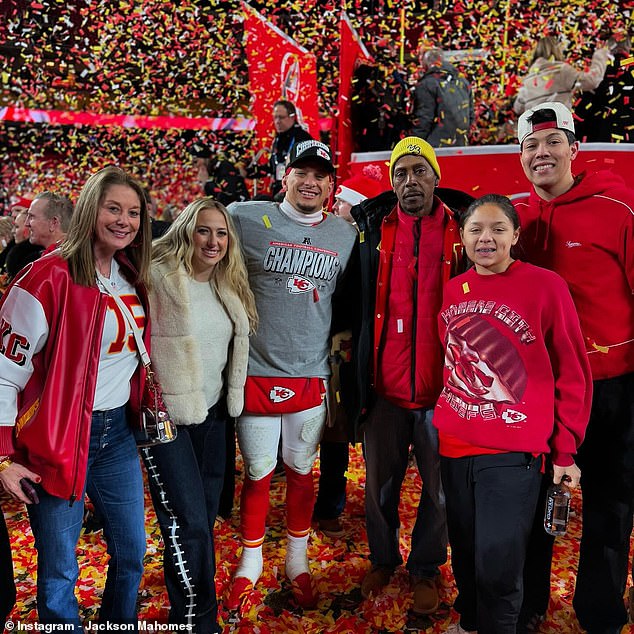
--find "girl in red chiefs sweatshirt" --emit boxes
[434,194,592,634]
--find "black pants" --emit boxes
[442,452,542,634]
[1,507,16,623]
[218,417,236,519]
[314,440,349,520]
[142,402,227,634]
[519,467,555,626]
[573,373,634,632]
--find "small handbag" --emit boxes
[97,272,177,447]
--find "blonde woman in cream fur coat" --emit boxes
[142,197,257,634]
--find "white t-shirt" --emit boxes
[93,260,145,411]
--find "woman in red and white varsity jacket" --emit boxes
[433,194,592,634]
[0,167,152,629]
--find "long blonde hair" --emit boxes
[532,36,565,64]
[152,198,258,333]
[61,166,152,287]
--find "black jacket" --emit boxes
[269,123,313,195]
[412,62,474,147]
[204,159,249,206]
[4,240,42,280]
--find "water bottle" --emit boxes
[543,480,571,536]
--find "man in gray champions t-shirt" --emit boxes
[227,140,357,611]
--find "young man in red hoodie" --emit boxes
[515,102,634,634]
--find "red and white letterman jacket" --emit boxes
[0,253,149,502]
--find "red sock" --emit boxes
[285,465,315,538]
[240,471,273,546]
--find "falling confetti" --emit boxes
[0,0,628,211]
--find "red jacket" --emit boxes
[374,200,461,408]
[0,253,149,501]
[515,170,634,380]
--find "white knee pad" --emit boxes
[237,414,281,480]
[282,404,326,474]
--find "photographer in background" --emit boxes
[261,100,313,199]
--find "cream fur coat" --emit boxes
[149,260,250,423]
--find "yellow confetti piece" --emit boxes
[592,343,609,354]
[262,214,272,228]
[358,230,365,243]
[462,282,470,294]
[620,56,634,67]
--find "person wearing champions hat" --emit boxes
[345,136,466,615]
[515,102,634,633]
[226,140,357,610]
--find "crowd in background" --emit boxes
[0,0,630,215]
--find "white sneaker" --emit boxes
[445,624,477,634]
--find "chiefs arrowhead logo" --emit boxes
[269,386,296,403]
[502,409,527,424]
[287,275,316,294]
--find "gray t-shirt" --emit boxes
[231,202,357,378]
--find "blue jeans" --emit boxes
[363,396,447,578]
[142,401,226,634]
[28,406,145,629]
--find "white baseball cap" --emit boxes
[518,101,576,146]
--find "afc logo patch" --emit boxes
[269,386,296,403]
[287,275,316,294]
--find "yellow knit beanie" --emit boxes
[389,137,441,183]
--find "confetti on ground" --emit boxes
[6,444,633,632]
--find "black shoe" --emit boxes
[517,612,545,634]
[317,517,345,538]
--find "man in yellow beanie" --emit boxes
[344,136,468,615]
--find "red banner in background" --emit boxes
[242,2,319,156]
[0,105,255,131]
[333,12,373,184]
